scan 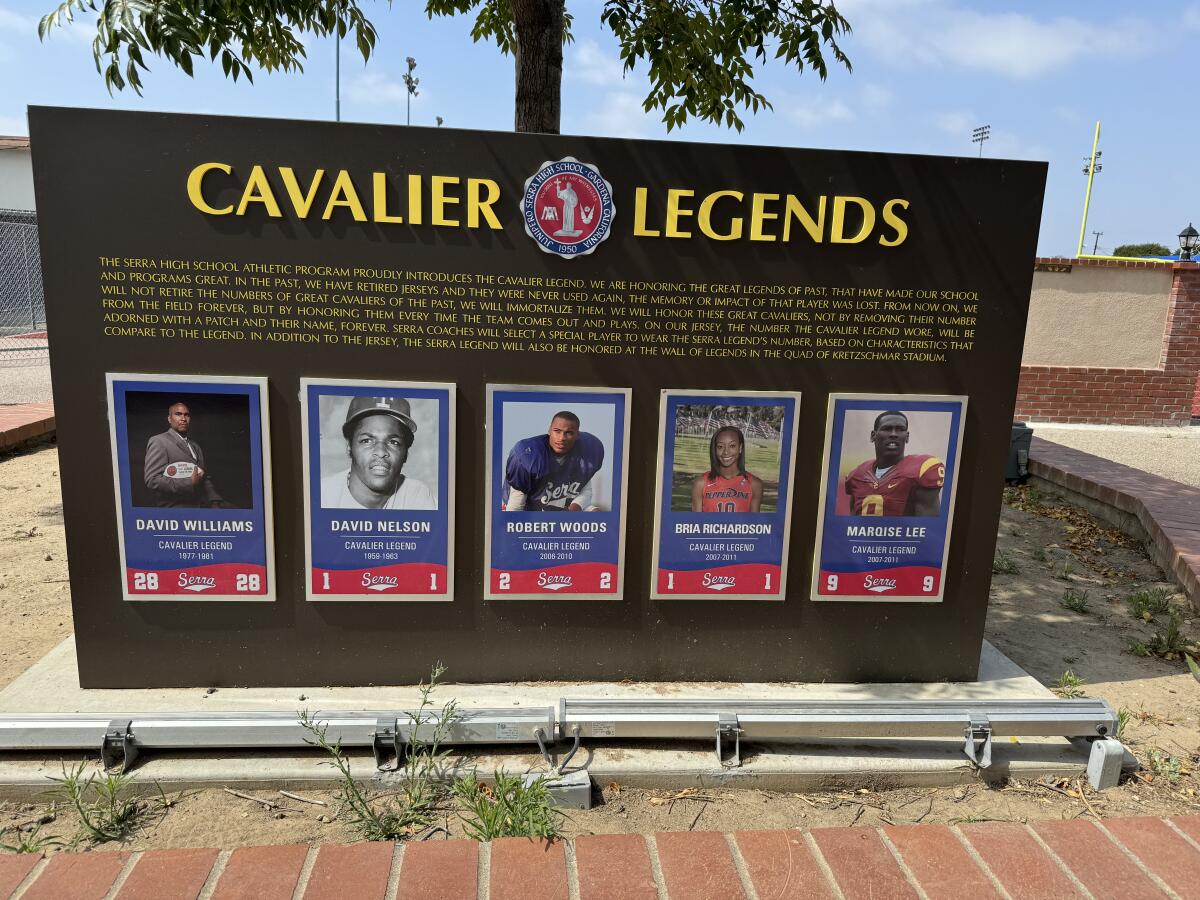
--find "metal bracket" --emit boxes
[963,714,992,769]
[372,717,402,771]
[100,718,138,771]
[716,713,742,768]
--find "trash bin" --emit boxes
[1008,422,1033,483]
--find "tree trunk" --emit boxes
[512,0,564,133]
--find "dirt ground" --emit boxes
[0,445,1197,853]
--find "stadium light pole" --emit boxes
[1076,121,1102,257]
[403,57,420,126]
[971,125,990,157]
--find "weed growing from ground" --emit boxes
[1059,588,1090,614]
[49,760,142,845]
[300,662,459,842]
[1146,749,1182,783]
[454,772,562,841]
[1053,670,1086,698]
[1031,547,1048,563]
[1127,609,1192,661]
[992,551,1020,575]
[1126,587,1174,621]
[0,822,61,853]
[1055,559,1075,581]
[1147,609,1188,659]
[1115,707,1131,741]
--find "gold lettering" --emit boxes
[467,178,502,229]
[665,189,695,238]
[782,195,825,242]
[372,172,404,224]
[237,165,282,217]
[279,167,325,219]
[750,193,780,242]
[830,196,875,244]
[187,162,234,216]
[321,171,368,221]
[408,174,423,225]
[431,176,460,226]
[697,191,743,241]
[879,198,910,247]
[633,187,660,237]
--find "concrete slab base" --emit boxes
[0,637,1101,799]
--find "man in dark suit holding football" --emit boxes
[143,402,224,508]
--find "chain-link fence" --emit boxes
[0,209,47,360]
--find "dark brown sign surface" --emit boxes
[30,107,1045,687]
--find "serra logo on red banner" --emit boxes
[362,572,399,592]
[864,575,898,593]
[537,572,573,591]
[702,573,736,591]
[179,572,216,592]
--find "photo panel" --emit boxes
[106,373,273,601]
[302,379,455,601]
[812,393,967,602]
[485,385,631,599]
[650,390,801,600]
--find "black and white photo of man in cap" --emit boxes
[321,396,437,510]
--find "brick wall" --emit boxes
[1016,258,1200,426]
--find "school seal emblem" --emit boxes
[521,158,615,259]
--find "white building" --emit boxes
[0,137,35,211]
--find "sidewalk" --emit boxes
[2,816,1198,899]
[0,402,53,454]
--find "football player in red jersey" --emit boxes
[692,426,763,512]
[843,411,943,516]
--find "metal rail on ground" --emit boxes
[0,697,1124,788]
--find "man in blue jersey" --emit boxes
[504,410,605,511]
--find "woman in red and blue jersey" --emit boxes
[691,426,763,513]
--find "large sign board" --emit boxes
[31,107,1045,687]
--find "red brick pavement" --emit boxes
[3,817,1198,898]
[1029,436,1200,609]
[0,402,54,454]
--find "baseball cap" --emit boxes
[342,395,417,445]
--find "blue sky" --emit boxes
[1,0,1196,256]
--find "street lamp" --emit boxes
[1179,223,1199,260]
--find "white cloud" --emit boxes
[581,90,652,139]
[786,95,854,129]
[841,1,1152,79]
[345,71,428,108]
[860,83,892,112]
[2,5,95,46]
[932,109,974,137]
[567,39,626,86]
[0,7,37,35]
